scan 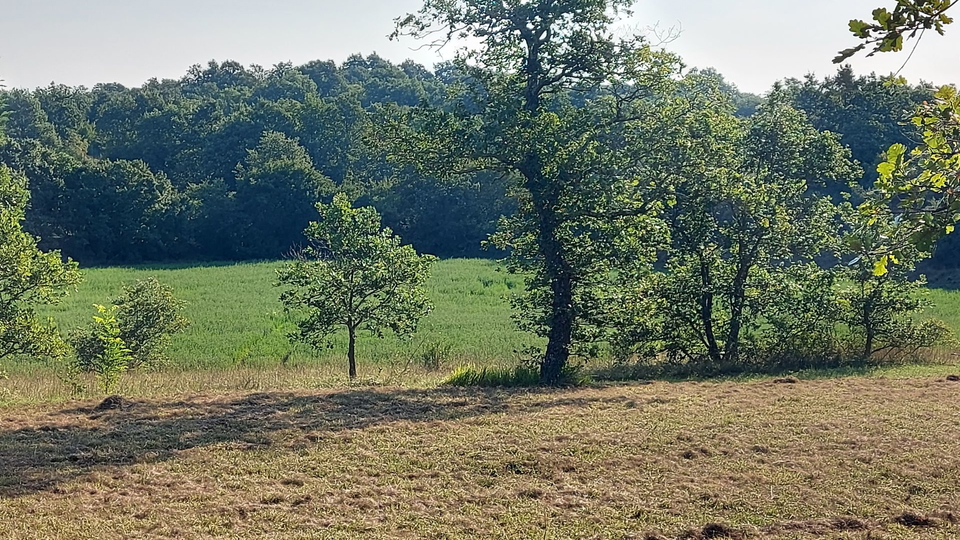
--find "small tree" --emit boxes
[73,304,132,394]
[0,165,81,362]
[840,207,952,360]
[114,277,189,369]
[277,193,436,379]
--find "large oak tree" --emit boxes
[389,0,684,383]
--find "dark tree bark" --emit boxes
[347,325,357,380]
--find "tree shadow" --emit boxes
[0,386,628,498]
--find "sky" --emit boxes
[1,0,957,94]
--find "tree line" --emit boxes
[0,51,954,265]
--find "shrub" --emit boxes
[0,165,82,362]
[113,277,189,369]
[72,305,132,394]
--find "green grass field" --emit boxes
[0,258,958,403]
[37,258,960,364]
[36,259,540,371]
[925,288,960,333]
[3,259,544,402]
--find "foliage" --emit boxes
[277,193,436,379]
[72,304,132,394]
[860,86,960,270]
[840,207,953,359]
[231,131,334,259]
[838,1,960,275]
[610,95,860,368]
[391,0,685,383]
[779,67,935,189]
[1,48,956,270]
[0,56,484,263]
[836,0,956,62]
[0,165,81,362]
[114,277,189,369]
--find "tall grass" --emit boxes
[30,259,540,372]
[4,259,959,404]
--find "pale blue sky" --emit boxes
[1,0,957,93]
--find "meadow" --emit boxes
[1,258,959,404]
[39,258,540,369]
[1,259,547,403]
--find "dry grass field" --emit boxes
[2,375,959,539]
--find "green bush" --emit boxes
[113,277,189,369]
[71,304,132,394]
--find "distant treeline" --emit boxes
[0,57,952,266]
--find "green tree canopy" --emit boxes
[390,0,684,383]
[232,131,334,259]
[0,164,81,361]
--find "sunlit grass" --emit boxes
[1,377,959,539]
[32,258,539,370]
[2,259,959,405]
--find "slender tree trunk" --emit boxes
[724,239,761,363]
[862,285,877,360]
[862,308,875,360]
[699,257,723,364]
[347,326,357,380]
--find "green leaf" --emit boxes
[849,19,871,37]
[874,256,890,277]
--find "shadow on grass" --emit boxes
[0,386,626,498]
[590,359,954,384]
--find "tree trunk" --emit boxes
[862,289,876,360]
[862,310,875,360]
[347,326,357,380]
[699,257,723,364]
[542,264,574,385]
[724,239,761,363]
[520,34,574,385]
[532,189,576,385]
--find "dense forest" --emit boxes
[0,56,951,266]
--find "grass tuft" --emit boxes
[443,364,542,387]
[443,363,590,387]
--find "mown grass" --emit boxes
[1,376,959,539]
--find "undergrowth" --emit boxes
[444,364,590,387]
